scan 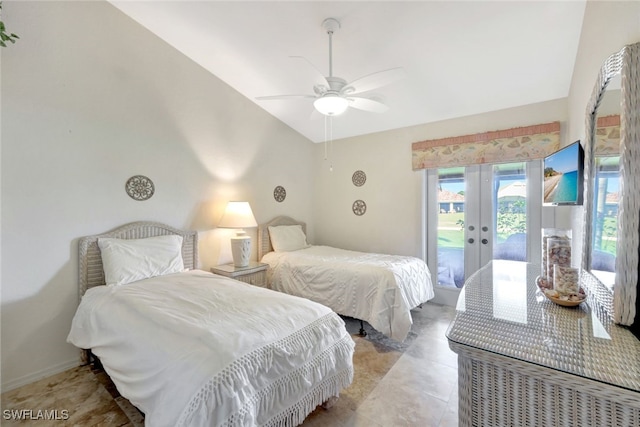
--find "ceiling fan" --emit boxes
[256,17,405,117]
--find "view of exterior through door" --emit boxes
[428,162,537,291]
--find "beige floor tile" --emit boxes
[2,366,90,404]
[438,405,459,427]
[438,386,459,427]
[343,410,386,427]
[405,332,459,370]
[353,346,457,426]
[376,354,458,402]
[1,366,131,427]
[355,388,448,427]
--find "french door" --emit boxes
[425,162,542,305]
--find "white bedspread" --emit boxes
[261,246,434,341]
[67,270,354,427]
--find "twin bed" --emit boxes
[259,216,434,342]
[67,221,354,427]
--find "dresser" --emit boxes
[446,260,640,427]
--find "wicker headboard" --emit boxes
[78,221,198,297]
[258,216,307,260]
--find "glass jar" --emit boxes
[541,228,572,285]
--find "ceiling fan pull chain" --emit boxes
[324,115,328,160]
[328,116,334,172]
[328,115,332,155]
[323,115,334,172]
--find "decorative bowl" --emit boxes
[536,276,586,307]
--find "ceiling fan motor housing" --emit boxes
[326,76,347,93]
[322,18,341,34]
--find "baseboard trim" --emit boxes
[1,358,80,393]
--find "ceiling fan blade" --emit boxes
[343,67,406,95]
[348,97,389,113]
[255,94,316,101]
[290,56,330,87]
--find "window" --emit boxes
[591,155,619,284]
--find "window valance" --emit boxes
[411,122,561,170]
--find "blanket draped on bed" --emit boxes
[67,270,354,427]
[262,246,434,341]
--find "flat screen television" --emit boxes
[543,141,584,206]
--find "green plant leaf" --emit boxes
[0,1,19,47]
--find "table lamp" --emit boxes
[218,201,258,267]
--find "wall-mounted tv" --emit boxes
[543,141,584,206]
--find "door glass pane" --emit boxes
[437,167,465,288]
[591,156,618,277]
[493,163,527,261]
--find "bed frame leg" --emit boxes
[359,320,367,337]
[321,396,339,409]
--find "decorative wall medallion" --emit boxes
[125,175,155,201]
[273,186,286,202]
[352,200,367,216]
[352,170,367,187]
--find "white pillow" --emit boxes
[98,235,184,286]
[268,225,310,252]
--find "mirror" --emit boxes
[590,76,620,289]
[582,42,639,327]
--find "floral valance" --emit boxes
[411,122,561,170]
[595,115,620,156]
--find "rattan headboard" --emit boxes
[258,216,307,260]
[78,221,198,297]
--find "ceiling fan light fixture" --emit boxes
[314,95,349,116]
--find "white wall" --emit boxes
[312,99,568,257]
[1,1,314,390]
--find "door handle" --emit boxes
[468,238,475,244]
[481,238,488,245]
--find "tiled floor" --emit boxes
[1,302,458,426]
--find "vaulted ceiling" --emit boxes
[110,1,586,143]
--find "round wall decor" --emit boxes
[352,199,367,216]
[125,175,155,201]
[273,185,287,202]
[352,170,367,187]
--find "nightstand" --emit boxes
[211,262,268,287]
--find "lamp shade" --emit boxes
[219,201,257,267]
[218,201,257,229]
[314,94,349,116]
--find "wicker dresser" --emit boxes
[446,260,640,427]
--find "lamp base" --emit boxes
[230,233,251,268]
